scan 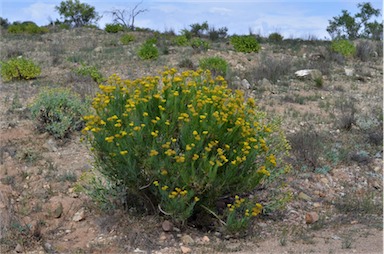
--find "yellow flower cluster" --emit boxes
[168,187,188,199]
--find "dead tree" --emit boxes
[109,1,148,30]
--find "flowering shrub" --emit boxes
[230,35,261,53]
[83,68,289,230]
[0,57,41,82]
[331,39,356,57]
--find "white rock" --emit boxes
[72,207,85,222]
[344,67,355,77]
[241,79,251,89]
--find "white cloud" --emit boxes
[22,2,57,21]
[209,7,232,15]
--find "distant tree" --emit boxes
[327,2,382,40]
[189,21,209,37]
[55,0,100,28]
[108,1,148,30]
[0,17,10,29]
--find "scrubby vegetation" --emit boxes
[0,57,41,81]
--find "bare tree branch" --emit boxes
[107,1,148,30]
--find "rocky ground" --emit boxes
[0,27,382,253]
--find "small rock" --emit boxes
[295,69,322,81]
[260,78,272,87]
[162,220,173,232]
[313,202,321,208]
[241,79,251,89]
[320,177,329,184]
[344,67,355,77]
[43,138,58,152]
[180,246,192,254]
[53,202,63,218]
[202,235,210,243]
[72,207,85,222]
[298,192,312,201]
[94,46,103,53]
[181,234,194,245]
[305,212,319,224]
[15,243,23,253]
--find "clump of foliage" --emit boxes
[0,57,41,82]
[199,56,228,77]
[7,21,48,34]
[268,32,284,43]
[138,39,159,60]
[327,2,382,40]
[173,35,189,46]
[83,68,290,231]
[74,64,104,83]
[208,26,228,41]
[55,0,100,28]
[331,39,356,58]
[230,35,261,53]
[0,17,10,29]
[190,38,210,52]
[105,23,124,33]
[190,21,209,37]
[120,34,135,45]
[30,88,88,139]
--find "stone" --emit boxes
[15,243,23,253]
[241,79,251,89]
[43,138,58,152]
[298,192,312,201]
[305,212,319,224]
[94,46,103,53]
[202,235,210,243]
[180,246,192,254]
[344,67,355,77]
[260,78,272,87]
[295,69,322,80]
[162,220,173,232]
[72,207,85,222]
[53,202,63,218]
[181,234,194,245]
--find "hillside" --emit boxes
[0,27,382,254]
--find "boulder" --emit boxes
[295,69,322,80]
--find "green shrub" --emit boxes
[0,57,41,82]
[7,22,48,34]
[173,35,189,46]
[120,34,135,45]
[268,32,284,43]
[230,35,261,53]
[30,88,88,139]
[199,56,228,77]
[83,69,290,230]
[74,64,104,83]
[190,38,209,51]
[105,23,124,33]
[138,41,159,60]
[331,39,356,57]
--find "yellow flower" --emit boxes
[192,154,199,161]
[105,136,114,143]
[194,196,200,202]
[149,150,159,156]
[186,144,192,151]
[161,169,168,175]
[143,112,149,117]
[161,185,169,191]
[153,181,159,186]
[120,150,128,155]
[151,131,159,137]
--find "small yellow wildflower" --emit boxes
[149,150,159,156]
[161,169,168,175]
[161,185,169,191]
[194,196,200,202]
[120,150,128,155]
[192,154,199,161]
[153,181,159,186]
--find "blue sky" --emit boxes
[1,0,382,39]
